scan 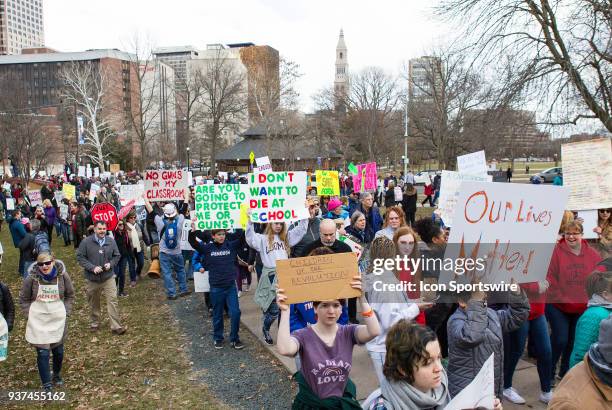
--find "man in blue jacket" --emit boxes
[193,229,244,350]
[8,210,27,277]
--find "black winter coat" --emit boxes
[0,282,15,331]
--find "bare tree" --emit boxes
[59,61,114,171]
[192,51,247,174]
[437,0,612,132]
[342,66,403,161]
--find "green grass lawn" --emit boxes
[0,226,218,409]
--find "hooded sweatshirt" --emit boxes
[546,239,603,313]
[245,219,307,268]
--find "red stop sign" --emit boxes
[91,202,119,231]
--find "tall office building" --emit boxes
[0,0,45,55]
[408,56,443,102]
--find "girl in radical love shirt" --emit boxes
[276,274,381,409]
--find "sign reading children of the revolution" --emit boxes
[144,169,188,202]
[277,253,361,305]
[352,162,377,193]
[562,138,612,211]
[315,170,340,196]
[247,171,308,223]
[194,184,245,230]
[441,181,569,286]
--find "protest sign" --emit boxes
[457,150,488,176]
[109,164,120,174]
[59,204,69,220]
[315,170,340,196]
[445,353,495,410]
[577,210,599,240]
[352,162,377,193]
[255,156,273,173]
[119,184,145,206]
[28,190,42,206]
[86,164,92,178]
[54,191,64,203]
[6,198,14,211]
[2,182,11,192]
[247,171,309,223]
[78,166,86,177]
[194,270,210,292]
[117,200,135,221]
[91,203,119,231]
[193,184,245,230]
[89,183,100,201]
[180,219,194,251]
[441,181,568,285]
[187,172,193,186]
[62,184,75,201]
[437,171,493,227]
[94,167,99,177]
[276,253,361,305]
[135,205,147,222]
[562,138,612,210]
[144,169,188,202]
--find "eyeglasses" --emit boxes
[37,261,53,267]
[564,232,582,237]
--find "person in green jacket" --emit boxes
[569,270,612,368]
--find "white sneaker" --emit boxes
[238,291,242,298]
[243,285,250,292]
[539,391,553,404]
[503,387,526,404]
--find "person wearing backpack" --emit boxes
[20,219,48,277]
[144,200,190,300]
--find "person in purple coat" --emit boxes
[43,200,56,245]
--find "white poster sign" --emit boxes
[438,171,493,227]
[180,219,194,251]
[457,150,488,176]
[194,270,210,292]
[120,184,145,206]
[59,204,69,220]
[28,190,42,206]
[2,182,10,192]
[255,156,273,173]
[86,164,92,178]
[6,198,15,210]
[94,167,100,178]
[577,210,599,240]
[78,166,86,177]
[194,184,246,230]
[89,183,100,201]
[442,181,569,284]
[562,138,612,211]
[444,354,495,410]
[54,191,65,203]
[247,171,309,223]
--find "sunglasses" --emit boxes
[37,260,53,267]
[599,209,612,213]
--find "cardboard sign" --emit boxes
[89,183,100,201]
[255,156,273,173]
[277,253,361,305]
[62,184,75,201]
[194,184,245,230]
[91,202,119,231]
[180,219,194,251]
[353,162,377,193]
[457,150,488,176]
[194,270,210,292]
[445,354,495,410]
[109,164,121,174]
[247,171,309,223]
[120,184,145,206]
[144,169,188,202]
[5,198,15,211]
[28,190,42,206]
[59,204,69,220]
[562,138,612,210]
[315,170,340,196]
[441,181,569,285]
[437,171,493,227]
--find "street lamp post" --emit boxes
[186,147,190,170]
[403,95,409,177]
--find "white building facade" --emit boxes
[0,0,45,55]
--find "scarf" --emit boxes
[588,344,612,387]
[126,222,141,252]
[41,266,58,282]
[379,369,450,410]
[587,294,612,309]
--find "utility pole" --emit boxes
[403,95,409,177]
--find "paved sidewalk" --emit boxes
[236,286,548,408]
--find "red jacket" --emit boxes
[398,267,426,325]
[521,282,545,320]
[546,239,603,314]
[424,184,434,196]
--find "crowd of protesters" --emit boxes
[0,166,610,410]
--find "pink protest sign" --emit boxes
[144,169,188,202]
[353,162,377,193]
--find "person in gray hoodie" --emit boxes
[447,288,529,399]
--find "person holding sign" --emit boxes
[192,229,245,350]
[246,210,308,345]
[19,252,75,390]
[276,276,380,408]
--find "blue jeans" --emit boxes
[504,315,552,392]
[210,285,241,342]
[127,251,145,282]
[60,222,71,244]
[159,252,188,297]
[36,345,64,388]
[182,250,194,280]
[114,256,128,294]
[545,304,579,380]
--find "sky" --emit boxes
[44,0,449,112]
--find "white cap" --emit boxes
[163,203,177,218]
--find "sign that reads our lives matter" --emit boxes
[247,171,309,223]
[144,170,188,202]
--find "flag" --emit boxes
[348,162,358,175]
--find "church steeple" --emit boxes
[334,29,349,111]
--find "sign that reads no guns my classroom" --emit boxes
[144,170,189,202]
[247,171,309,223]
